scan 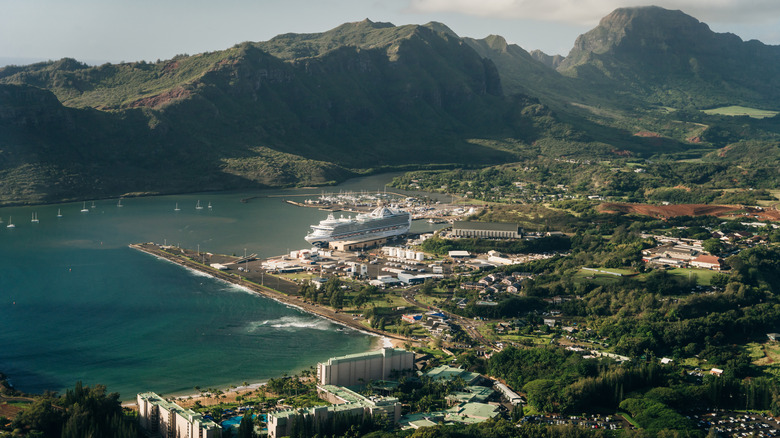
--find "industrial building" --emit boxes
[317,348,415,387]
[329,236,390,251]
[452,221,522,239]
[137,392,220,438]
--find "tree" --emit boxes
[237,411,255,438]
[703,238,724,255]
[330,290,345,309]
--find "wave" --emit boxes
[248,316,333,332]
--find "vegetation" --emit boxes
[4,381,137,437]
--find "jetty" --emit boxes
[129,243,410,343]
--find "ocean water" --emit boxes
[0,174,440,400]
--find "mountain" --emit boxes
[0,20,561,205]
[461,34,574,101]
[529,50,564,69]
[3,9,780,205]
[557,6,780,109]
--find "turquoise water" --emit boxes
[222,414,264,429]
[0,175,439,400]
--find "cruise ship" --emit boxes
[305,206,412,246]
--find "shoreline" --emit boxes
[130,243,409,344]
[127,243,409,404]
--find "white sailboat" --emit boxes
[196,200,203,210]
[80,202,89,212]
[174,203,181,211]
[117,198,123,207]
[7,216,15,228]
[91,201,96,209]
[207,202,212,210]
[57,209,63,218]
[0,217,3,224]
[31,212,39,223]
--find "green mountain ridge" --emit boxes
[0,21,552,204]
[1,7,780,205]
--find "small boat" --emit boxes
[174,203,181,211]
[80,202,89,213]
[196,200,203,210]
[91,201,96,209]
[31,212,39,223]
[57,209,63,218]
[7,216,15,228]
[207,202,212,210]
[117,198,123,207]
[0,217,3,224]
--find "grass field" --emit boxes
[747,342,780,378]
[703,105,779,119]
[573,267,636,285]
[667,268,719,286]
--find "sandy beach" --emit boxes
[130,243,411,345]
[125,243,412,408]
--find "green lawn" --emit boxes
[667,268,718,286]
[703,105,779,119]
[573,267,636,285]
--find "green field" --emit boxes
[703,105,779,119]
[573,267,637,285]
[667,268,718,286]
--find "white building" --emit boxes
[317,348,414,387]
[137,392,220,438]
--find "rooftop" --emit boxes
[424,365,482,385]
[324,347,410,365]
[453,221,520,232]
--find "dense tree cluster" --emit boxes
[8,382,137,438]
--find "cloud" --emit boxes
[406,0,780,26]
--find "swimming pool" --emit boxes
[220,414,265,429]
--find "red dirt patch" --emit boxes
[161,60,180,74]
[0,401,27,418]
[634,131,661,137]
[126,86,192,109]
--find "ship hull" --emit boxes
[304,208,411,246]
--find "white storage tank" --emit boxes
[405,250,415,260]
[416,252,425,261]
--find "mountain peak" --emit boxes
[557,5,780,108]
[561,6,715,64]
[422,22,459,38]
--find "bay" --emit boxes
[0,174,440,400]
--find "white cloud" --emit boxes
[406,0,780,26]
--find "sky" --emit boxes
[2,0,780,66]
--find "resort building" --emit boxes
[137,392,220,438]
[452,221,523,239]
[267,383,403,438]
[398,402,500,430]
[317,348,415,387]
[423,365,483,385]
